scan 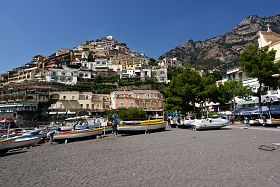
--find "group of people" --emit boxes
[167,116,182,127]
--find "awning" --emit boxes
[57,112,66,114]
[238,100,256,105]
[48,112,57,115]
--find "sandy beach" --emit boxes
[1,126,280,187]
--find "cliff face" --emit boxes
[160,14,280,73]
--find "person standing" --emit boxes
[112,112,119,135]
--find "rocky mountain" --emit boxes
[160,14,280,73]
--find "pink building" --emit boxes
[110,90,163,116]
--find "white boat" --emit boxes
[177,119,195,128]
[258,118,280,126]
[53,127,106,141]
[191,118,229,131]
[0,137,16,154]
[118,119,167,133]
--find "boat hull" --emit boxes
[53,128,104,140]
[192,119,228,130]
[0,138,16,153]
[12,137,39,149]
[118,120,167,132]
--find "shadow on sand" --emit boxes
[0,149,28,157]
[119,129,168,137]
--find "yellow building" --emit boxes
[48,91,111,115]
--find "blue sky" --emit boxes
[0,0,279,73]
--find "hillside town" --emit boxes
[1,1,280,186]
[0,35,180,127]
[0,27,280,128]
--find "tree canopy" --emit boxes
[239,44,280,107]
[217,80,252,110]
[163,65,218,116]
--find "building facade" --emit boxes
[110,90,163,117]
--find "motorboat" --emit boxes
[191,118,229,131]
[117,119,167,133]
[258,118,280,126]
[177,119,195,128]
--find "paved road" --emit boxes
[1,127,280,187]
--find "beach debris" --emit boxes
[258,145,276,151]
[272,143,280,147]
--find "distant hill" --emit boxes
[159,14,280,74]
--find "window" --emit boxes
[80,104,83,108]
[146,102,151,108]
[63,96,66,100]
[86,104,89,109]
[72,96,75,100]
[139,102,143,107]
[120,102,124,108]
[130,102,134,107]
[153,103,157,107]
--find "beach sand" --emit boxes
[1,127,280,187]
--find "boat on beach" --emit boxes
[117,119,167,133]
[191,118,229,131]
[0,136,39,154]
[20,129,48,143]
[12,137,39,149]
[0,137,16,154]
[177,119,195,128]
[53,127,109,141]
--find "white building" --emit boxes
[217,68,259,93]
[45,68,78,85]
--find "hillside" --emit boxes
[159,14,280,73]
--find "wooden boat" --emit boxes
[12,137,39,149]
[53,127,105,141]
[21,130,48,143]
[191,118,228,131]
[0,137,16,154]
[117,119,167,133]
